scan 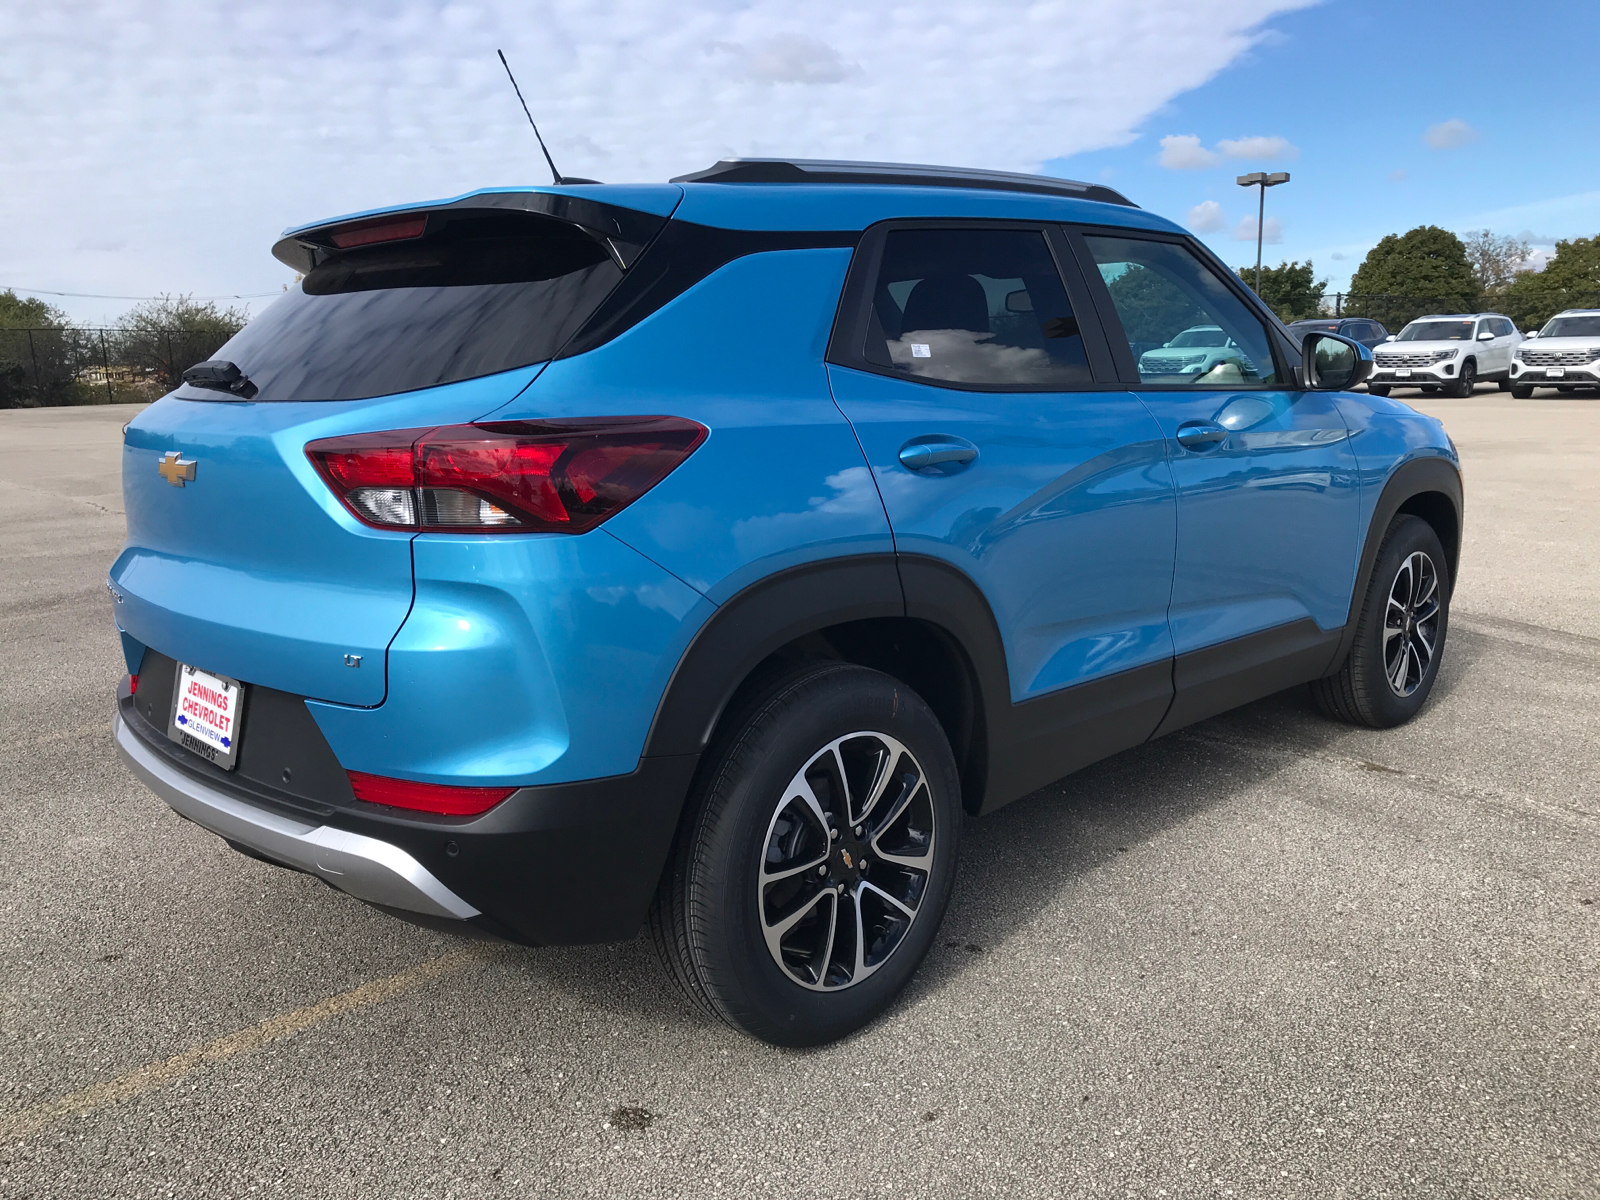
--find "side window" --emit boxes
[1081,235,1281,387]
[1495,317,1515,337]
[863,227,1092,388]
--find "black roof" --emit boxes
[670,158,1136,207]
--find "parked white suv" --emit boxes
[1510,309,1600,397]
[1367,312,1521,397]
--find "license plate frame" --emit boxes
[1546,367,1566,378]
[1395,368,1412,378]
[167,662,246,771]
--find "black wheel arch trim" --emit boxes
[1325,453,1463,677]
[642,554,906,759]
[642,552,1175,817]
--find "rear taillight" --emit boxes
[305,417,707,534]
[347,771,515,816]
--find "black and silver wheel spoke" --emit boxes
[759,731,935,992]
[1382,550,1439,698]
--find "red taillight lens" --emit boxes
[347,771,515,816]
[129,674,139,695]
[305,417,706,534]
[327,216,428,249]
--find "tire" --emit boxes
[1421,386,1439,394]
[1558,386,1575,393]
[1312,514,1450,728]
[650,663,962,1046]
[1511,384,1534,399]
[1447,359,1477,398]
[1497,377,1512,392]
[1367,384,1391,397]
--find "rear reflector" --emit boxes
[129,674,139,695]
[306,417,707,534]
[347,770,515,816]
[327,216,428,249]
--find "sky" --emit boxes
[4,0,1598,325]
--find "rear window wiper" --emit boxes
[183,360,258,399]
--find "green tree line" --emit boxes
[1239,227,1600,331]
[0,293,248,408]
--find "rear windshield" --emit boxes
[180,210,624,402]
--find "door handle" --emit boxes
[1175,422,1228,450]
[899,438,978,473]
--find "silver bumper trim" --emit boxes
[115,709,479,920]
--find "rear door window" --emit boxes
[183,210,627,402]
[1080,234,1282,387]
[861,228,1092,389]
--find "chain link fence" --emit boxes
[0,327,238,408]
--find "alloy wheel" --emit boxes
[1383,550,1440,697]
[757,732,936,991]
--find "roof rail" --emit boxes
[670,158,1137,208]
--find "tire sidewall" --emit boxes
[689,667,961,1046]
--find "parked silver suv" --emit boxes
[1367,313,1521,397]
[1510,309,1600,397]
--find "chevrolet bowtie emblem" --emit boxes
[158,450,196,487]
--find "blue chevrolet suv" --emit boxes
[112,159,1462,1045]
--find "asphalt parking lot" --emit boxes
[2,390,1596,1200]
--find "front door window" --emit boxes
[1082,235,1281,387]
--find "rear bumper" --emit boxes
[115,689,701,944]
[116,707,479,920]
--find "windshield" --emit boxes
[179,210,625,402]
[1541,315,1600,338]
[1168,328,1229,348]
[1397,320,1473,342]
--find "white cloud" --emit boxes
[1186,200,1226,232]
[708,34,860,84]
[1424,119,1479,150]
[1216,135,1298,161]
[1519,248,1552,273]
[0,0,1314,321]
[1233,215,1283,243]
[1330,251,1345,261]
[1454,192,1600,242]
[1158,134,1223,170]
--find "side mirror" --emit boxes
[1477,330,1495,341]
[1005,289,1033,313]
[1384,334,1396,341]
[1300,331,1372,391]
[1525,330,1538,338]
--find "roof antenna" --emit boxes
[497,49,565,185]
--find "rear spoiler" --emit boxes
[271,192,669,275]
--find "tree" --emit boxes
[1236,260,1326,321]
[1500,235,1600,329]
[1462,229,1531,292]
[1103,264,1203,347]
[0,289,69,329]
[1346,225,1478,329]
[114,295,248,391]
[0,289,89,408]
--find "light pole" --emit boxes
[1236,171,1290,295]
